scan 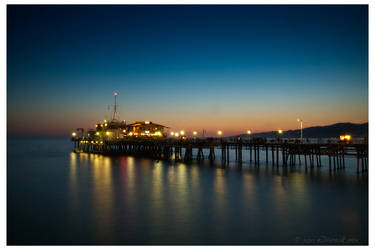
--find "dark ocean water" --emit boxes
[7,138,368,245]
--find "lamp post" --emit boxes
[278,129,283,142]
[297,119,303,143]
[218,130,223,141]
[247,130,252,142]
[193,131,197,139]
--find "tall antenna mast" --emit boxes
[113,91,118,120]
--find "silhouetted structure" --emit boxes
[72,138,368,174]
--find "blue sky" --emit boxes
[7,5,368,136]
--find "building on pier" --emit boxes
[93,119,127,140]
[125,121,168,137]
[87,120,168,139]
[72,92,169,140]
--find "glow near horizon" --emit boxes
[7,5,368,137]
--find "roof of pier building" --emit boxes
[126,121,169,129]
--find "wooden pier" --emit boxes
[72,138,368,173]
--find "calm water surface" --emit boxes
[7,138,368,245]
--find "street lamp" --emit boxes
[180,130,185,135]
[247,130,252,142]
[297,119,303,143]
[278,129,283,142]
[340,134,351,143]
[193,131,197,139]
[72,132,76,137]
[170,132,174,136]
[217,130,223,139]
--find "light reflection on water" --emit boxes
[64,152,367,245]
[6,138,367,245]
[92,155,114,241]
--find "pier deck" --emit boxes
[72,138,368,173]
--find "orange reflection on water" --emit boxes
[69,152,77,191]
[150,160,165,226]
[176,163,188,190]
[213,168,228,221]
[90,154,115,241]
[241,173,256,208]
[152,160,164,202]
[290,173,310,211]
[214,168,227,195]
[125,157,136,191]
[190,166,200,191]
[68,152,79,214]
[273,175,288,217]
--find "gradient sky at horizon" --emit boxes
[7,5,368,137]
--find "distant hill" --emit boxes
[236,122,368,139]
